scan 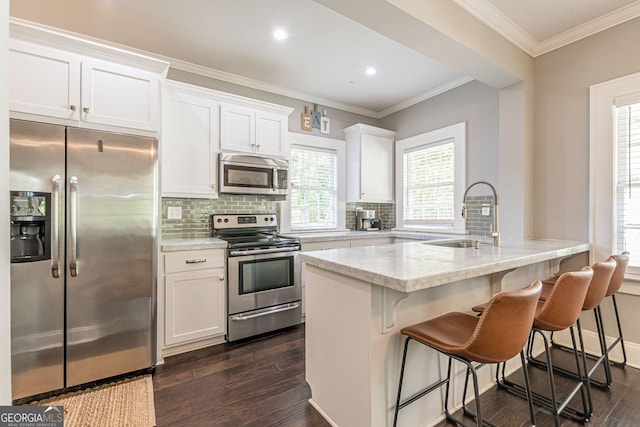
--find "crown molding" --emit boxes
[378,76,475,118]
[452,0,538,56]
[453,0,640,57]
[535,1,640,56]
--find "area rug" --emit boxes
[30,375,156,427]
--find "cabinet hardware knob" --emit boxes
[211,184,216,189]
[219,276,224,281]
[256,144,261,150]
[83,107,90,113]
[70,105,77,111]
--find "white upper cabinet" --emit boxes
[220,101,291,158]
[9,21,168,133]
[344,124,396,203]
[9,40,81,120]
[162,81,219,198]
[220,103,256,152]
[255,110,288,156]
[81,58,160,131]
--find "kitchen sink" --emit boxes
[423,239,481,248]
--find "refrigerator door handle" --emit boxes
[51,175,61,278]
[69,176,79,277]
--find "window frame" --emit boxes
[590,72,640,292]
[395,122,466,233]
[281,132,346,232]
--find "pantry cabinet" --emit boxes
[344,124,396,203]
[162,81,219,198]
[163,249,226,347]
[9,22,167,133]
[220,102,291,158]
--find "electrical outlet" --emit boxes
[481,204,490,216]
[167,206,182,220]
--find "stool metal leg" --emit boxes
[393,337,411,427]
[608,294,627,366]
[499,328,590,425]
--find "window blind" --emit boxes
[289,146,338,230]
[615,102,640,269]
[403,139,454,226]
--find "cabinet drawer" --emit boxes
[164,249,225,273]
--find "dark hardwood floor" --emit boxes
[153,325,640,426]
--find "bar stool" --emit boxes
[528,258,616,415]
[474,268,593,426]
[545,253,629,387]
[393,281,542,427]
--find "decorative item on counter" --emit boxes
[301,106,312,131]
[311,104,322,129]
[321,109,330,134]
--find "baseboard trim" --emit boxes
[308,398,339,427]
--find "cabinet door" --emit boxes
[165,268,226,346]
[220,103,255,153]
[360,134,393,202]
[9,40,81,120]
[162,88,219,198]
[82,58,159,131]
[256,110,288,157]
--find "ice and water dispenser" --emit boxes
[10,191,51,262]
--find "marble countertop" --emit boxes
[161,237,228,252]
[300,239,590,293]
[281,229,452,243]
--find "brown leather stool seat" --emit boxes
[393,281,542,427]
[483,268,594,426]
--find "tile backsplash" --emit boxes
[464,195,495,237]
[161,195,284,239]
[346,202,396,231]
[162,195,491,239]
[161,197,397,239]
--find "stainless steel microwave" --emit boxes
[219,152,289,196]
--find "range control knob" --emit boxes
[216,218,222,223]
[224,218,229,223]
[264,217,270,222]
[270,216,275,222]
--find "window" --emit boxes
[614,100,640,273]
[395,122,466,232]
[404,141,454,226]
[281,133,346,232]
[590,73,640,284]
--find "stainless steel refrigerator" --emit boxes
[9,118,157,400]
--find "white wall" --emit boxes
[533,17,640,347]
[381,80,499,185]
[1,0,12,404]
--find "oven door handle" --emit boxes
[229,246,300,256]
[230,302,300,321]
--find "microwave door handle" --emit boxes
[272,166,277,192]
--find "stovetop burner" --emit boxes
[211,213,299,250]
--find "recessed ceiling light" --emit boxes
[273,29,289,41]
[365,67,377,76]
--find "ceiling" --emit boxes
[9,0,640,118]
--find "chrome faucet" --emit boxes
[462,180,500,247]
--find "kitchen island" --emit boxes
[301,239,589,427]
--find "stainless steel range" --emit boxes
[212,213,301,341]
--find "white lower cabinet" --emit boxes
[163,249,226,348]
